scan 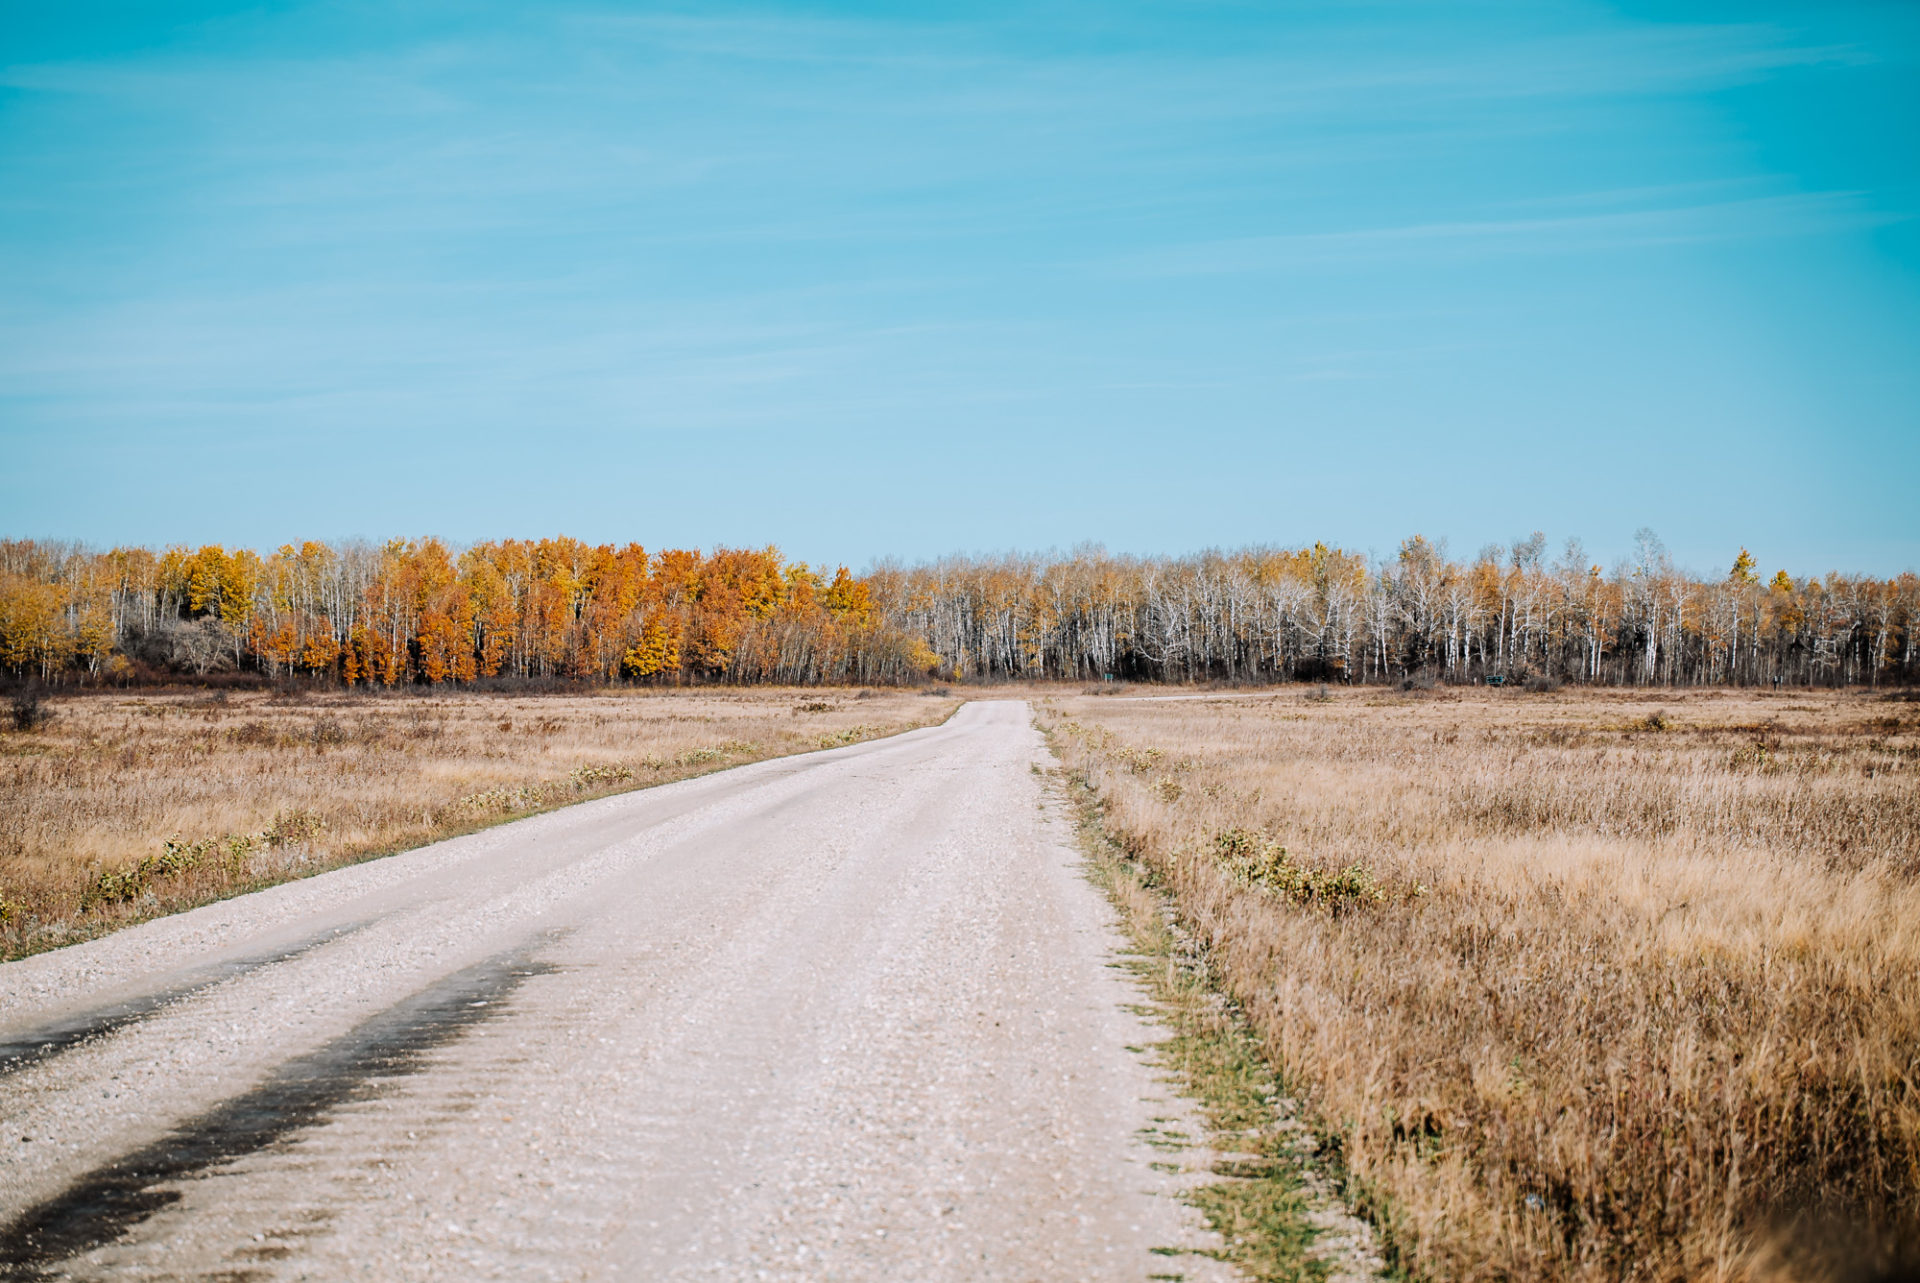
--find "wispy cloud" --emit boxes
[1103,191,1902,276]
[1,0,1914,561]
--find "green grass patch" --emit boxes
[1064,775,1334,1282]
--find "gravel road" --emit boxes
[0,701,1237,1281]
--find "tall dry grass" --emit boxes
[1041,687,1920,1282]
[0,687,956,959]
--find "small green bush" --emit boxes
[1212,828,1386,909]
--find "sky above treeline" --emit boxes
[1,0,1916,576]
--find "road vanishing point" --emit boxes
[0,701,1237,1281]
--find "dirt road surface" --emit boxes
[0,701,1236,1281]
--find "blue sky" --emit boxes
[2,0,1915,576]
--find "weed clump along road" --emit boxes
[1042,686,1919,1283]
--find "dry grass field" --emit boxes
[1040,686,1920,1283]
[0,686,957,960]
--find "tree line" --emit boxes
[877,533,1918,687]
[0,538,935,687]
[2,532,1914,688]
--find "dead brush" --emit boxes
[8,690,55,733]
[1044,688,1920,1283]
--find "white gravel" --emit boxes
[0,700,1239,1281]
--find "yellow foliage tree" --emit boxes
[622,618,682,679]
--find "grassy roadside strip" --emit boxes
[4,702,960,962]
[1042,736,1394,1283]
[1038,690,1920,1281]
